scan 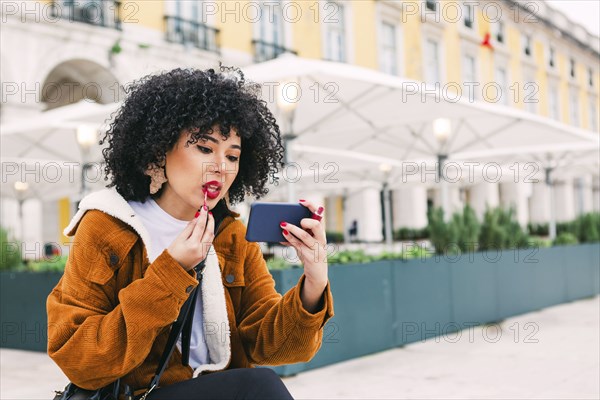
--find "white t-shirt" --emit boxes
[128,197,209,368]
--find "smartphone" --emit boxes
[245,202,313,243]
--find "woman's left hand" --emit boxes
[279,199,328,287]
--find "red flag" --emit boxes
[481,32,494,50]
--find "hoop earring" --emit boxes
[145,163,167,195]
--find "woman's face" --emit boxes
[155,126,242,220]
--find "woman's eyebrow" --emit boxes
[199,134,242,150]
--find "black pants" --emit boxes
[143,368,294,400]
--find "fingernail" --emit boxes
[299,199,305,202]
[317,206,324,215]
[204,205,208,211]
[280,221,287,227]
[209,211,213,215]
[195,211,200,218]
[283,229,289,235]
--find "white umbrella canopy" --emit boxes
[1,101,119,200]
[1,100,119,163]
[243,54,598,187]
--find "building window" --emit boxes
[381,22,397,75]
[425,38,440,84]
[324,2,346,62]
[549,85,560,120]
[570,58,576,78]
[590,98,598,132]
[523,34,531,57]
[464,3,474,29]
[425,0,437,11]
[548,46,555,68]
[589,67,594,88]
[495,20,504,44]
[463,54,476,102]
[51,0,122,30]
[495,66,508,105]
[570,89,580,126]
[165,1,220,53]
[252,1,295,62]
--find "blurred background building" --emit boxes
[1,0,599,255]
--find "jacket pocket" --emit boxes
[219,248,246,288]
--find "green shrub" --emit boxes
[325,231,345,244]
[455,204,480,252]
[578,212,600,243]
[266,257,295,270]
[555,212,600,243]
[527,222,549,236]
[373,251,404,261]
[327,249,374,265]
[427,207,459,255]
[478,206,530,251]
[26,255,68,272]
[401,244,433,260]
[0,226,22,271]
[393,227,429,241]
[427,205,480,254]
[553,232,579,246]
[527,236,552,249]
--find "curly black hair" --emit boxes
[100,64,285,204]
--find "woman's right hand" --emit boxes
[167,206,215,272]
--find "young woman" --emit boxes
[47,66,334,399]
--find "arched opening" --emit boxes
[41,59,122,110]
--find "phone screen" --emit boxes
[245,202,312,243]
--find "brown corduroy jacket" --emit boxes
[47,188,334,396]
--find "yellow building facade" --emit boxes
[3,0,599,245]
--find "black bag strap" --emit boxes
[141,215,226,400]
[142,260,205,399]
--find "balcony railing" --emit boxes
[252,39,297,63]
[51,0,122,30]
[164,16,220,54]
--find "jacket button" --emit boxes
[185,285,194,294]
[109,253,119,267]
[226,274,235,283]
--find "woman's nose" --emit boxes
[206,158,226,174]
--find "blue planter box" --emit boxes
[0,271,62,352]
[2,243,599,378]
[267,261,395,376]
[449,251,499,327]
[392,257,453,346]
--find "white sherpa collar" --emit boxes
[63,187,154,254]
[63,187,231,376]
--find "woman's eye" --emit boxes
[198,146,239,162]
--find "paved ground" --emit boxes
[1,296,599,400]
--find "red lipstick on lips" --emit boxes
[202,180,222,200]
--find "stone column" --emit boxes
[469,181,500,222]
[499,181,530,228]
[344,186,383,242]
[391,185,428,229]
[529,182,551,224]
[554,178,575,222]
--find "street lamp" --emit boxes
[76,124,98,200]
[545,166,557,240]
[14,181,29,242]
[433,118,452,222]
[277,80,299,203]
[380,163,393,250]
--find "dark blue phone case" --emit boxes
[245,202,313,243]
